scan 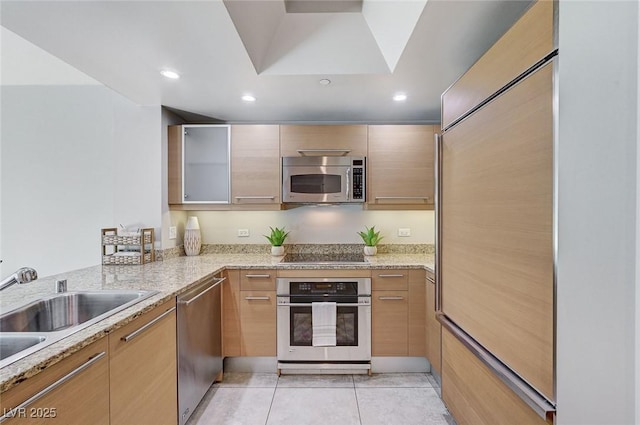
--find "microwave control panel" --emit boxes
[352,159,364,200]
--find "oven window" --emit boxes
[289,306,358,346]
[290,174,341,194]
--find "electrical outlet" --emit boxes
[169,226,177,240]
[398,228,411,237]
[237,229,250,237]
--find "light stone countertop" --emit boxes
[0,252,434,393]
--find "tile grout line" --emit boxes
[352,375,364,425]
[263,374,280,425]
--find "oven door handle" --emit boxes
[277,302,366,307]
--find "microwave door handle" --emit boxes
[346,167,350,201]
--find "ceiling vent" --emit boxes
[284,0,363,14]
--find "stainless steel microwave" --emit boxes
[282,156,365,203]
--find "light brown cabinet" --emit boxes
[371,269,425,356]
[442,328,551,425]
[407,269,426,357]
[109,299,177,425]
[222,269,242,357]
[280,125,367,157]
[0,338,109,425]
[224,269,277,357]
[367,125,435,210]
[231,125,281,209]
[425,270,441,375]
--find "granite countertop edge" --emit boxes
[0,253,434,393]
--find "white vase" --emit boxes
[184,216,201,256]
[271,245,285,256]
[363,246,377,256]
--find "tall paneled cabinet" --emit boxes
[438,1,556,424]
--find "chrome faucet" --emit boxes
[0,267,38,291]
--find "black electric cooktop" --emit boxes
[280,253,368,264]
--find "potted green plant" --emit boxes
[357,226,383,256]
[264,226,289,256]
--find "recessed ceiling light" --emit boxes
[242,95,256,102]
[160,69,180,79]
[319,79,331,86]
[393,93,407,102]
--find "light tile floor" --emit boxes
[186,373,457,425]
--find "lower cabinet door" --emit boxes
[371,290,408,356]
[109,300,177,425]
[425,273,441,375]
[0,337,109,425]
[240,291,276,356]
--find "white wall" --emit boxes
[160,108,187,249]
[557,2,637,424]
[192,207,434,245]
[1,85,115,277]
[112,98,162,239]
[1,85,163,278]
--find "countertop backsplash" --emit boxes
[157,243,434,258]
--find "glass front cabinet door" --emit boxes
[170,124,231,204]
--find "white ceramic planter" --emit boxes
[184,216,201,256]
[271,245,285,256]
[363,246,377,256]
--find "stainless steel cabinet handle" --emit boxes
[121,307,176,342]
[234,196,276,200]
[434,132,442,312]
[374,196,429,201]
[245,296,271,300]
[277,302,365,307]
[245,274,271,278]
[178,278,226,306]
[426,276,435,284]
[378,296,405,300]
[0,351,107,423]
[297,149,351,156]
[377,274,405,278]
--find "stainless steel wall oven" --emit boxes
[276,277,371,373]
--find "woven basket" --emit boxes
[102,253,153,265]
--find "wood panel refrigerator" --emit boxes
[435,1,558,424]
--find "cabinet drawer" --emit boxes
[441,1,554,128]
[372,270,409,290]
[442,328,551,425]
[0,338,109,425]
[240,270,276,291]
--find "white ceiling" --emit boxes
[0,0,532,123]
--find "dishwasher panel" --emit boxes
[177,276,223,425]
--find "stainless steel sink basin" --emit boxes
[0,291,151,333]
[0,334,47,361]
[0,289,158,368]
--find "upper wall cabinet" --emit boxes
[169,125,230,207]
[366,125,435,210]
[231,125,281,209]
[280,125,367,157]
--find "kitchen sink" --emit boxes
[0,290,157,368]
[0,291,153,333]
[0,334,47,361]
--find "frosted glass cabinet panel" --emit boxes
[183,125,230,203]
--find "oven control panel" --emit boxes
[289,281,357,296]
